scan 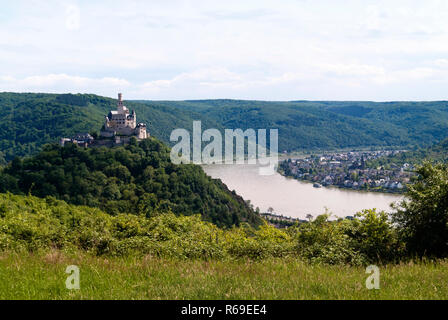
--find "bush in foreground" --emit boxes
[0,193,403,265]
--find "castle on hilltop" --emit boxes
[100,93,148,140]
[60,93,149,147]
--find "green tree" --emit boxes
[393,162,448,257]
[350,209,403,262]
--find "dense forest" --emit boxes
[138,99,448,152]
[2,92,448,163]
[0,138,260,228]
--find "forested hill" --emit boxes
[2,92,448,163]
[0,92,220,163]
[0,138,261,228]
[147,99,448,152]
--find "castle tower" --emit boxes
[136,123,148,139]
[118,93,125,112]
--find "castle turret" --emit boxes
[136,123,148,139]
[118,93,124,111]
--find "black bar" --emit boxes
[0,300,445,319]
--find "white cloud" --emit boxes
[0,74,130,96]
[320,64,385,77]
[433,59,448,68]
[2,0,448,100]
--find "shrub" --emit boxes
[0,192,418,265]
[393,162,448,257]
[294,215,366,265]
[348,209,404,263]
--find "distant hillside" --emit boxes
[0,139,260,228]
[367,138,448,169]
[145,99,448,152]
[2,92,448,163]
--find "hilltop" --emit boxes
[0,139,260,228]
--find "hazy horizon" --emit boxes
[3,91,448,103]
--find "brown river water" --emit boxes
[202,163,403,219]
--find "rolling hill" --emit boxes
[1,92,448,163]
[0,138,261,228]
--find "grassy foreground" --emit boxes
[0,250,447,300]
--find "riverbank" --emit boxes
[1,250,447,299]
[279,150,413,196]
[280,170,405,196]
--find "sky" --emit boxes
[2,0,448,101]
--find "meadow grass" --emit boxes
[0,250,447,300]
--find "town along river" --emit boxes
[202,163,403,219]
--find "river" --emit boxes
[202,163,403,219]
